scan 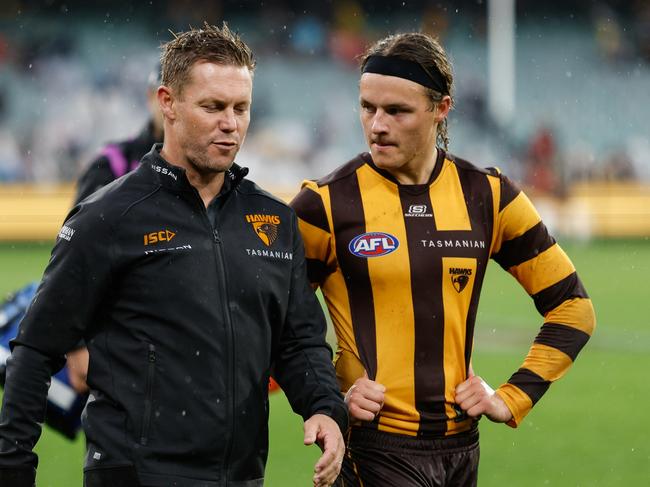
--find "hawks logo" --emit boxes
[246,214,280,247]
[449,267,472,293]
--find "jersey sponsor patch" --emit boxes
[348,232,399,258]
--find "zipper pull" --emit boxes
[213,229,221,244]
[148,344,156,362]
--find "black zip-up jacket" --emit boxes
[0,146,347,487]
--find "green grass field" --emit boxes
[1,239,648,486]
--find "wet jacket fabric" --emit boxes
[0,146,347,487]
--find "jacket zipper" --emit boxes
[211,226,237,483]
[194,191,237,483]
[140,343,156,445]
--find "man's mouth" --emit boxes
[212,141,237,149]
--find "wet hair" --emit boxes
[160,22,255,97]
[360,33,454,150]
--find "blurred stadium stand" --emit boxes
[1,0,649,239]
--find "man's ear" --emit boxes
[434,95,452,123]
[157,85,176,121]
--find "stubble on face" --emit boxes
[176,62,252,177]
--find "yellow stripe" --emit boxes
[316,184,362,391]
[545,298,596,335]
[430,161,471,230]
[441,256,476,434]
[356,165,418,431]
[495,384,533,428]
[492,192,542,255]
[509,243,575,295]
[319,184,336,251]
[521,343,573,382]
[296,218,331,263]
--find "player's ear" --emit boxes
[433,95,452,123]
[157,85,176,121]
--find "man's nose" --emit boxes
[219,108,237,132]
[371,111,388,134]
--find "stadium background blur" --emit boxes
[0,0,649,485]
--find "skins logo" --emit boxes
[144,229,176,245]
[449,267,472,293]
[246,214,280,247]
[349,232,399,258]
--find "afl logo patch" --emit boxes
[349,232,399,258]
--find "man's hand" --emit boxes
[66,347,89,394]
[345,372,386,422]
[304,414,345,487]
[454,373,512,423]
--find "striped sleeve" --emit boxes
[490,174,596,427]
[289,180,335,286]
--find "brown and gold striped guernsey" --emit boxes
[290,149,595,437]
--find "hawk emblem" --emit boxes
[452,274,470,293]
[253,222,278,247]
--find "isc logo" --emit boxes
[144,229,176,245]
[348,232,399,258]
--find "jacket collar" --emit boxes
[140,144,249,194]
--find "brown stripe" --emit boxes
[507,368,551,405]
[305,257,332,284]
[498,174,522,212]
[533,323,590,361]
[454,165,493,371]
[398,185,447,436]
[493,221,555,270]
[290,187,330,233]
[532,272,589,315]
[329,172,378,382]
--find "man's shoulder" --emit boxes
[313,153,369,187]
[445,151,499,178]
[76,165,156,217]
[236,178,294,213]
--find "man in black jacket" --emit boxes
[0,23,346,487]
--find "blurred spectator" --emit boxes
[591,2,632,62]
[329,1,369,66]
[523,125,559,194]
[600,150,636,181]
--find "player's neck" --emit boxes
[391,147,438,185]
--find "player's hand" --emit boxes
[66,347,90,394]
[454,372,512,423]
[345,371,386,422]
[304,413,345,487]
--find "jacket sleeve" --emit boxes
[74,155,116,204]
[490,173,596,427]
[272,212,348,435]
[289,181,335,287]
[0,203,115,478]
